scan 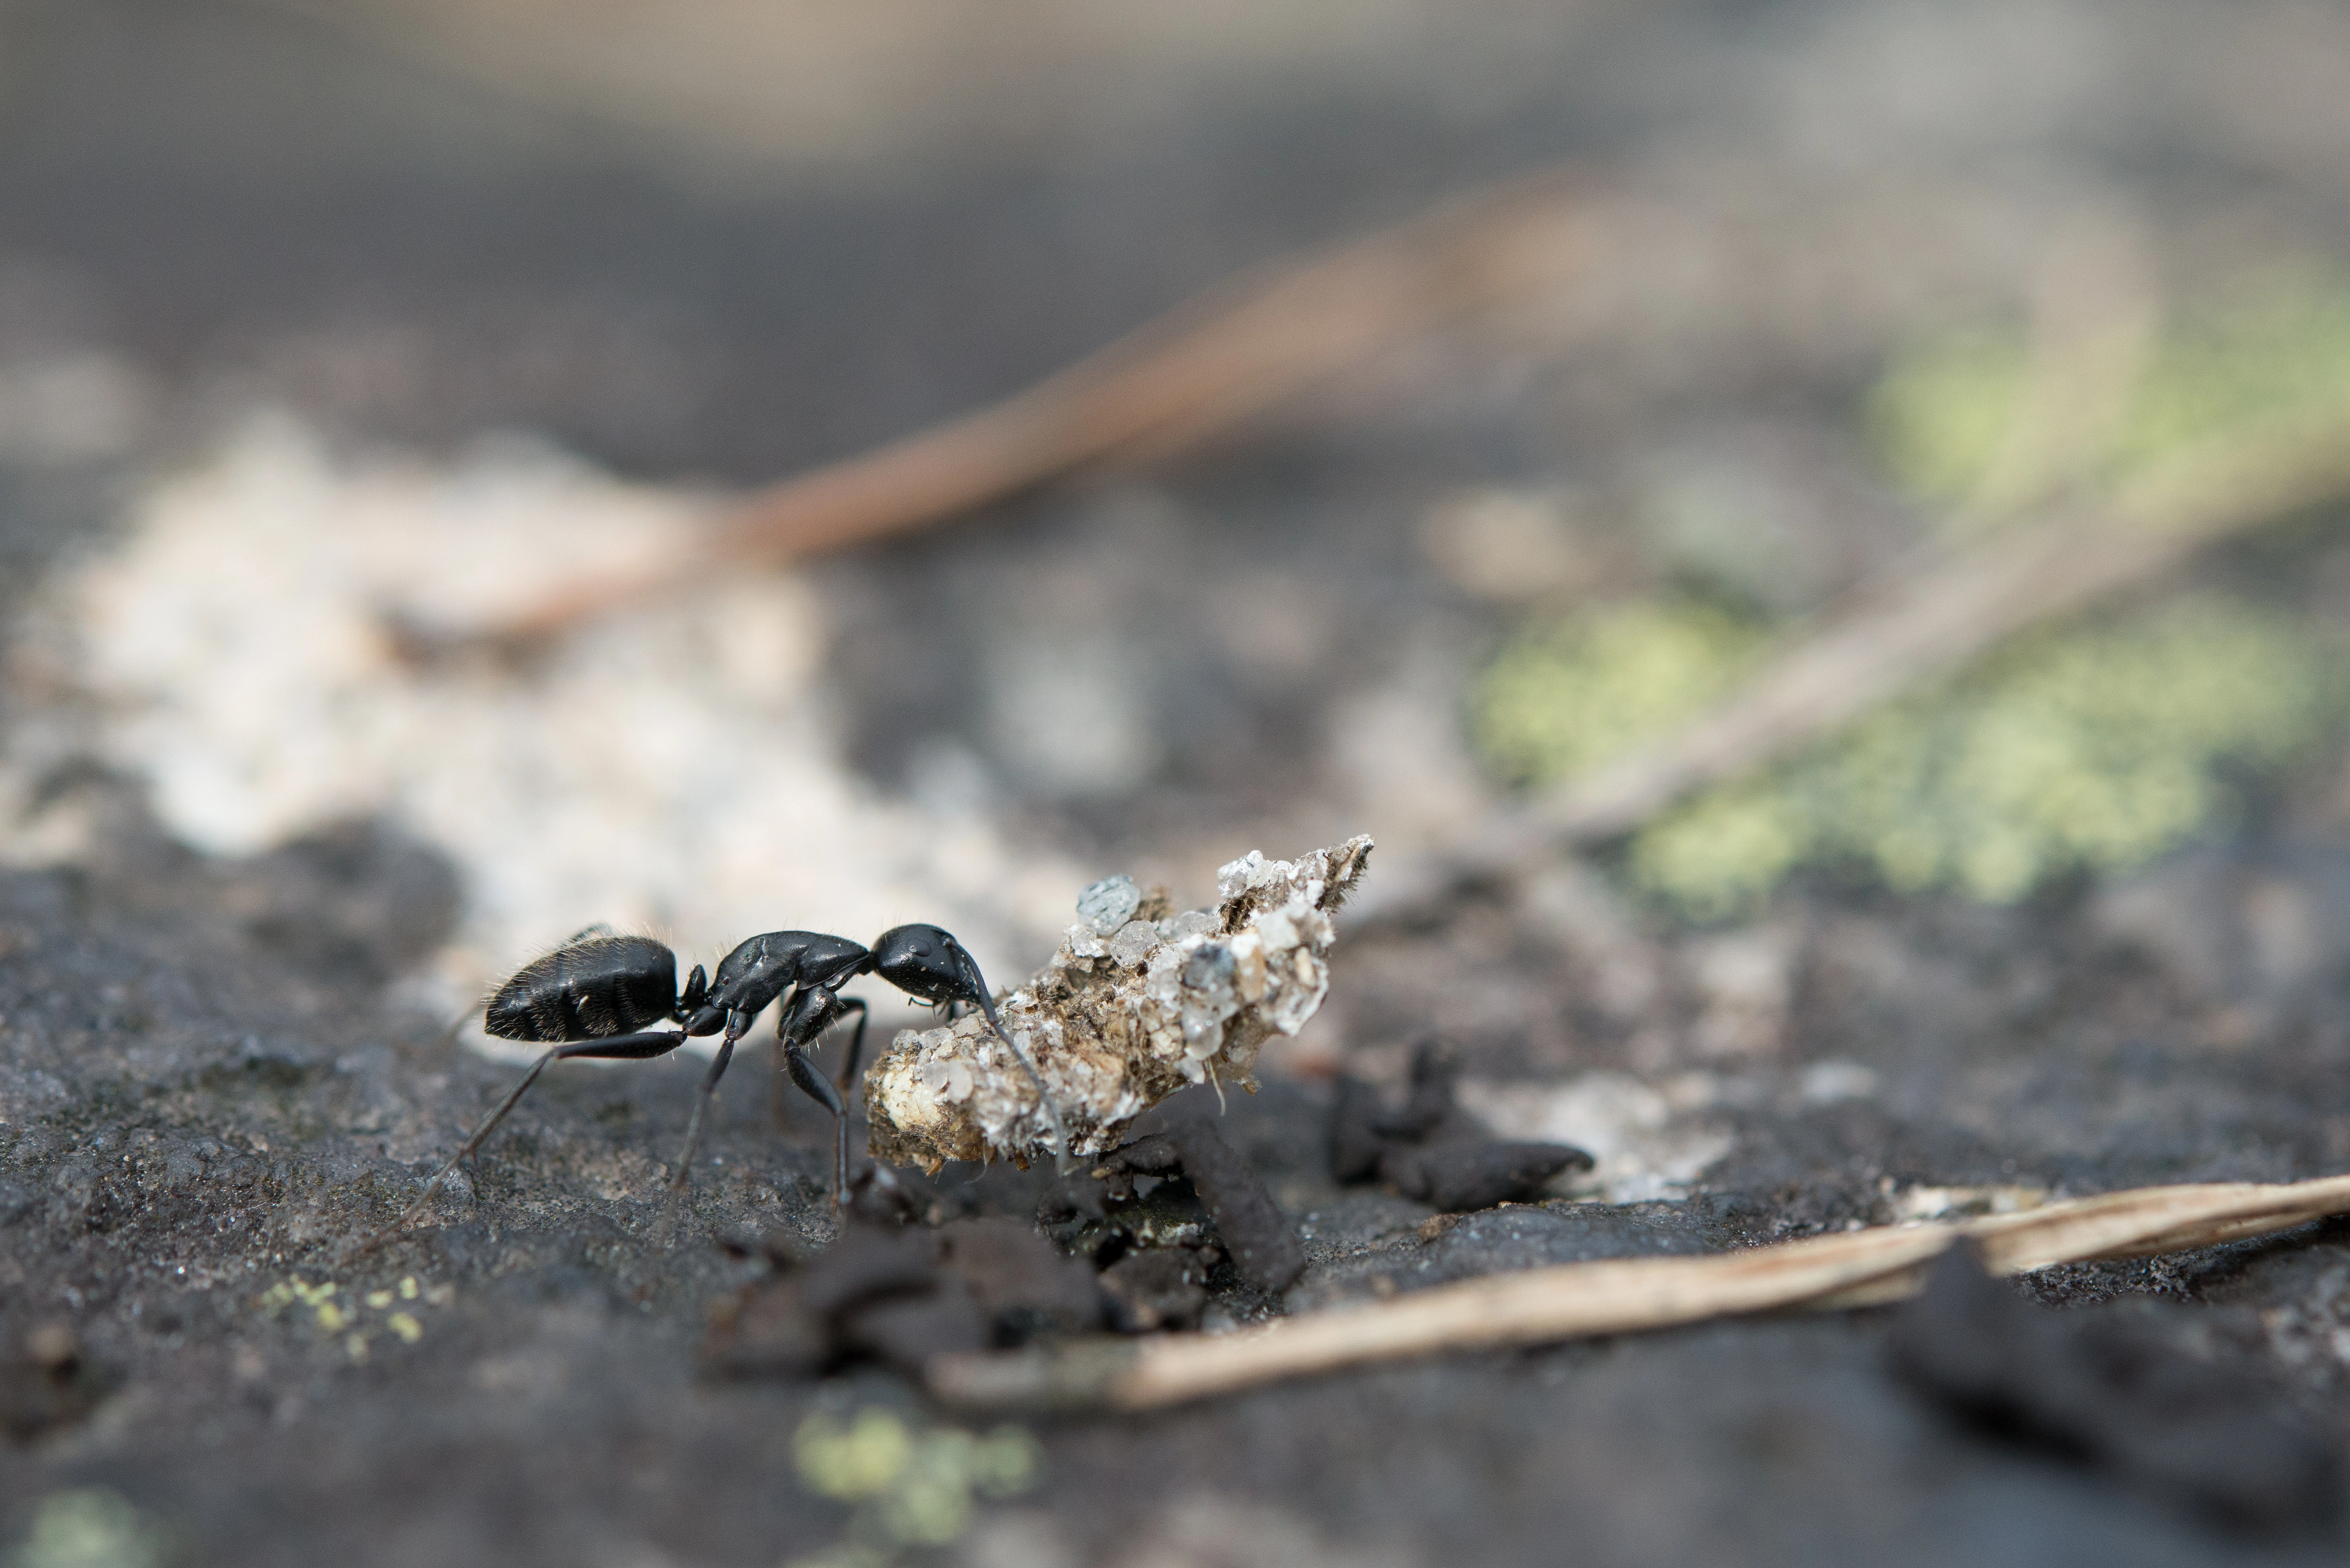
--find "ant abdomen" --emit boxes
[485,933,681,1042]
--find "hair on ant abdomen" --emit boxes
[483,931,706,1043]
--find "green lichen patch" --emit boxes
[1472,274,2350,920]
[1474,596,2338,919]
[1868,327,2035,510]
[4,1489,172,1568]
[788,1407,1042,1568]
[1469,602,1769,789]
[256,1272,453,1362]
[1867,277,2350,511]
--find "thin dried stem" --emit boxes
[1363,402,2350,919]
[432,169,1595,652]
[927,1172,2350,1413]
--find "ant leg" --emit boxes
[380,1029,686,1239]
[775,986,857,1205]
[670,1031,745,1192]
[769,1033,793,1131]
[826,998,870,1203]
[783,1043,847,1205]
[831,997,870,1092]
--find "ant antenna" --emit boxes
[966,988,1077,1175]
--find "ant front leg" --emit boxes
[767,993,865,1130]
[776,986,859,1206]
[769,1031,793,1132]
[830,996,869,1094]
[825,997,870,1202]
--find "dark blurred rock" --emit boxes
[1329,1074,1389,1184]
[841,1161,928,1229]
[701,1269,832,1380]
[708,1215,1102,1378]
[1379,1140,1594,1212]
[1891,1243,2341,1534]
[791,1227,940,1321]
[839,1280,989,1369]
[1108,1115,1305,1293]
[1373,1040,1464,1140]
[0,1321,94,1442]
[1036,1169,1111,1225]
[706,1225,939,1378]
[935,1216,1102,1340]
[1333,1039,1592,1212]
[1100,1247,1214,1333]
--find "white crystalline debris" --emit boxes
[866,835,1373,1171]
[1107,920,1160,968]
[1075,872,1141,935]
[1456,1071,1733,1203]
[3,415,1088,1045]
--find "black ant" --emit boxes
[386,922,1070,1233]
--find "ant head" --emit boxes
[868,924,991,1013]
[872,923,1069,1174]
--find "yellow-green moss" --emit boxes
[1475,278,2350,919]
[789,1408,1041,1568]
[2121,283,2350,467]
[1474,596,2336,917]
[1866,328,2033,507]
[1867,277,2350,509]
[1470,603,1767,788]
[5,1490,169,1568]
[1626,785,1811,922]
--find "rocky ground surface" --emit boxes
[11,0,2350,1564]
[13,803,2350,1568]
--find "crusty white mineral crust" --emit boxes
[865,835,1373,1172]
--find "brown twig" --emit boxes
[1362,401,2350,920]
[425,169,1595,653]
[926,1172,2350,1413]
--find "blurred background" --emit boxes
[10,1,2350,1562]
[3,0,2350,1109]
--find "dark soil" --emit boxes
[14,803,2350,1566]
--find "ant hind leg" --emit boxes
[374,1028,687,1245]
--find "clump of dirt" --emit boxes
[709,1110,1306,1376]
[0,1324,96,1442]
[1332,1039,1593,1211]
[706,1212,1102,1379]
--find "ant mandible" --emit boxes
[388,922,1071,1230]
